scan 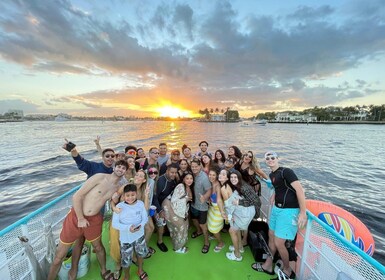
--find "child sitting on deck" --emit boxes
[112,184,149,280]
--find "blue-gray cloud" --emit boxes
[0,0,384,112]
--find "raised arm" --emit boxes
[94,135,102,155]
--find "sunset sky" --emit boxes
[0,0,384,117]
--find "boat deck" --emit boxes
[80,221,271,280]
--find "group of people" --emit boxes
[47,139,306,280]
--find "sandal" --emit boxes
[213,243,225,253]
[148,246,156,255]
[251,263,275,275]
[113,267,122,280]
[226,251,243,261]
[201,244,210,254]
[137,270,149,280]
[101,270,114,280]
[191,231,203,239]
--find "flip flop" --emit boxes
[101,270,114,280]
[191,231,203,239]
[137,270,149,280]
[213,243,225,253]
[251,263,275,275]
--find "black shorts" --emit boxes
[190,207,208,224]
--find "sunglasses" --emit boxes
[151,152,160,155]
[105,154,115,158]
[126,150,137,156]
[265,156,276,161]
[148,171,158,175]
[172,153,180,156]
[244,154,252,158]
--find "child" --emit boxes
[112,184,149,280]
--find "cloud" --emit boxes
[0,0,384,115]
[0,99,40,114]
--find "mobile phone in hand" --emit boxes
[65,142,76,152]
[133,224,141,230]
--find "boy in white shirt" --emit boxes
[112,184,149,280]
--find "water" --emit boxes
[0,120,384,264]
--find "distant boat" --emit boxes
[240,121,251,127]
[253,119,267,126]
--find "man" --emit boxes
[223,156,237,172]
[137,147,159,171]
[159,149,180,175]
[48,160,128,280]
[195,140,212,159]
[63,139,117,278]
[252,151,306,280]
[151,163,178,252]
[190,158,212,254]
[157,142,169,166]
[66,138,115,178]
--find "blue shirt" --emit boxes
[73,154,112,178]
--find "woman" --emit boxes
[236,151,268,196]
[228,145,242,163]
[133,170,156,258]
[147,164,159,183]
[213,149,226,168]
[181,144,194,164]
[162,172,194,253]
[201,154,214,175]
[226,170,261,262]
[207,168,225,252]
[109,170,155,278]
[176,158,191,183]
[124,155,137,183]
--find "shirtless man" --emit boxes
[47,160,128,280]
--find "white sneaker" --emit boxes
[174,246,188,254]
[226,251,243,261]
[228,245,244,253]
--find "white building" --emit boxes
[275,112,317,122]
[210,113,226,122]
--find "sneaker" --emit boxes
[226,251,243,262]
[228,245,244,253]
[174,247,188,254]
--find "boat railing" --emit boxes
[260,179,385,280]
[1,181,385,279]
[0,185,80,280]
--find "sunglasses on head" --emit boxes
[105,154,115,158]
[265,156,276,161]
[126,150,136,156]
[148,170,158,175]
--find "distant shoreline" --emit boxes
[1,119,385,124]
[268,120,385,125]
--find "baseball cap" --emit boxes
[264,151,278,158]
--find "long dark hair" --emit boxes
[230,170,243,195]
[230,145,242,160]
[181,171,195,204]
[213,149,226,164]
[219,169,233,191]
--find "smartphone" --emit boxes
[65,141,76,152]
[133,224,141,230]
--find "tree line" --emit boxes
[255,104,385,121]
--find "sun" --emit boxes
[156,105,192,118]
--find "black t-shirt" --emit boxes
[152,174,177,213]
[269,167,299,208]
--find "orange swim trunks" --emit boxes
[59,208,103,244]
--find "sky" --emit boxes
[0,0,384,118]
